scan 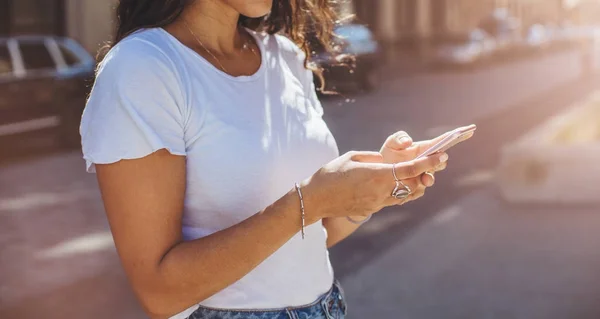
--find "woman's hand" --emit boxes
[301,150,448,223]
[381,130,456,163]
[379,129,473,186]
[381,128,474,164]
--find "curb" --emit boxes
[496,91,600,204]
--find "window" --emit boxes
[19,42,56,72]
[0,44,13,75]
[59,46,80,66]
[9,0,65,35]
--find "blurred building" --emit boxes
[3,0,599,56]
[565,0,600,24]
[1,0,116,53]
[353,0,574,45]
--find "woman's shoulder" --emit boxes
[253,31,306,61]
[254,31,313,83]
[99,28,178,76]
[274,34,306,57]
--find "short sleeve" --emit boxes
[80,39,187,173]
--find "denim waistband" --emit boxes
[187,280,347,319]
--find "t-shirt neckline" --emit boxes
[157,27,266,82]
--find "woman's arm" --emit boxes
[97,150,309,318]
[322,216,369,248]
[97,149,445,318]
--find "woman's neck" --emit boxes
[172,0,244,56]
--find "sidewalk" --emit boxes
[340,188,600,319]
[376,44,587,81]
[0,153,146,318]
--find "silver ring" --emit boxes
[391,164,412,200]
[391,162,400,181]
[424,171,435,180]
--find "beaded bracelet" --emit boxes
[294,183,306,240]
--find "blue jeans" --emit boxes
[187,280,347,319]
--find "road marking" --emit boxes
[36,232,115,259]
[454,170,495,188]
[0,190,96,212]
[432,205,462,225]
[0,116,61,136]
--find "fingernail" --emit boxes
[439,153,449,163]
[398,136,411,144]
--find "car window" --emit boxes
[470,30,487,42]
[335,25,372,42]
[0,44,13,75]
[58,45,80,66]
[19,42,56,72]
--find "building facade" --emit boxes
[64,0,117,53]
[355,0,573,45]
[1,0,66,36]
[565,0,600,24]
[3,0,598,54]
[1,0,116,54]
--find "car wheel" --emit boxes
[358,66,380,92]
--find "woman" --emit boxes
[80,1,454,318]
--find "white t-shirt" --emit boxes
[80,28,340,318]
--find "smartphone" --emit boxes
[415,125,477,160]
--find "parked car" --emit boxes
[560,24,600,44]
[310,23,382,92]
[523,24,553,50]
[507,23,555,56]
[479,8,522,54]
[0,35,95,149]
[432,29,497,68]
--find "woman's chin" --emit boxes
[241,9,272,19]
[234,0,273,18]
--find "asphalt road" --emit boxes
[342,187,600,319]
[327,53,600,279]
[0,49,595,318]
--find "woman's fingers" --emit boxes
[392,152,448,179]
[364,152,447,192]
[420,158,449,185]
[382,178,426,206]
[357,152,448,209]
[378,153,448,206]
[434,161,448,172]
[401,176,424,194]
[407,188,426,202]
[381,131,413,152]
[420,172,435,187]
[349,151,384,163]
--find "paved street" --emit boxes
[324,48,583,152]
[329,50,600,318]
[1,49,599,318]
[341,188,600,319]
[0,156,145,318]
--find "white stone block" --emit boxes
[496,92,600,204]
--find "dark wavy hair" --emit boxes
[108,0,346,76]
